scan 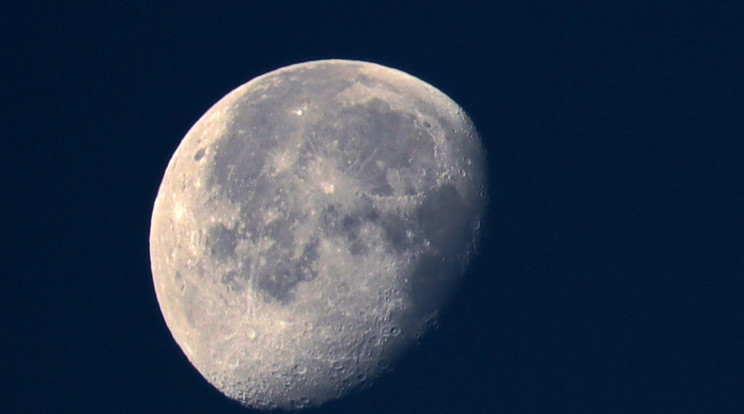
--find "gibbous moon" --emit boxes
[150,59,487,410]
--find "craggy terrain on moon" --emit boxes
[150,60,487,409]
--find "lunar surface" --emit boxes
[149,59,487,410]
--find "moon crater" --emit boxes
[150,60,487,409]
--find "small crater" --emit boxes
[265,216,293,243]
[390,326,401,336]
[423,121,432,128]
[194,148,206,161]
[246,327,257,340]
[367,335,379,347]
[292,364,308,375]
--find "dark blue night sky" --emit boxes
[5,2,743,412]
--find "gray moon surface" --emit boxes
[149,59,487,410]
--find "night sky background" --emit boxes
[4,1,744,412]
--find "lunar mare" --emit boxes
[150,60,487,410]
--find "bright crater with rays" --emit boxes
[149,60,487,410]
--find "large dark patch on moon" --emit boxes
[204,83,441,304]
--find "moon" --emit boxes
[149,59,487,410]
